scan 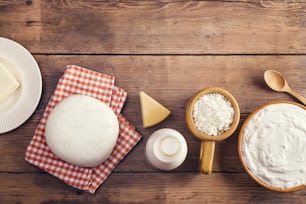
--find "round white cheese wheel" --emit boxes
[45,94,119,167]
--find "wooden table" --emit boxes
[1,0,306,203]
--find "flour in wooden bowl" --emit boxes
[192,93,234,136]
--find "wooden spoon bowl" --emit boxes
[264,70,306,105]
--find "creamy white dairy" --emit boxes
[241,103,306,189]
[192,93,234,136]
[146,128,188,171]
[45,94,119,167]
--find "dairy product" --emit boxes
[139,91,170,128]
[45,94,119,167]
[0,61,19,104]
[146,128,188,170]
[241,103,306,189]
[192,93,234,136]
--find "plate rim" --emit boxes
[0,37,42,134]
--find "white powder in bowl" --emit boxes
[192,93,234,136]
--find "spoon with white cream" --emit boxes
[264,70,306,106]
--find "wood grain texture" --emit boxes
[0,173,305,204]
[1,0,306,203]
[1,0,306,54]
[0,0,41,51]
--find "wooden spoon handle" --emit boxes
[199,141,215,174]
[288,89,306,106]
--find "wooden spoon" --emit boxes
[264,70,306,106]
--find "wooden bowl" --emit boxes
[186,87,240,173]
[186,87,240,141]
[238,100,306,192]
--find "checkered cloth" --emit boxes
[25,65,142,193]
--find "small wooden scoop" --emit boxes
[186,87,240,174]
[264,70,306,105]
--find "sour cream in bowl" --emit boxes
[238,101,306,192]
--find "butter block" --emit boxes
[0,62,19,104]
[139,91,171,128]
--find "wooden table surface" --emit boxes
[1,0,306,203]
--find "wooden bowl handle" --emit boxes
[199,141,215,174]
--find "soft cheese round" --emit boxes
[45,94,119,167]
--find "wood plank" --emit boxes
[2,0,306,54]
[1,1,306,203]
[0,55,305,173]
[33,55,306,112]
[0,0,41,51]
[0,172,305,203]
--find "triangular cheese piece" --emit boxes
[139,91,171,128]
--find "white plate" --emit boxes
[0,37,42,134]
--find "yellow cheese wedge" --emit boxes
[0,61,19,104]
[139,91,171,128]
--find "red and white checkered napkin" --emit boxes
[25,65,141,193]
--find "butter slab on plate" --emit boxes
[0,61,20,104]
